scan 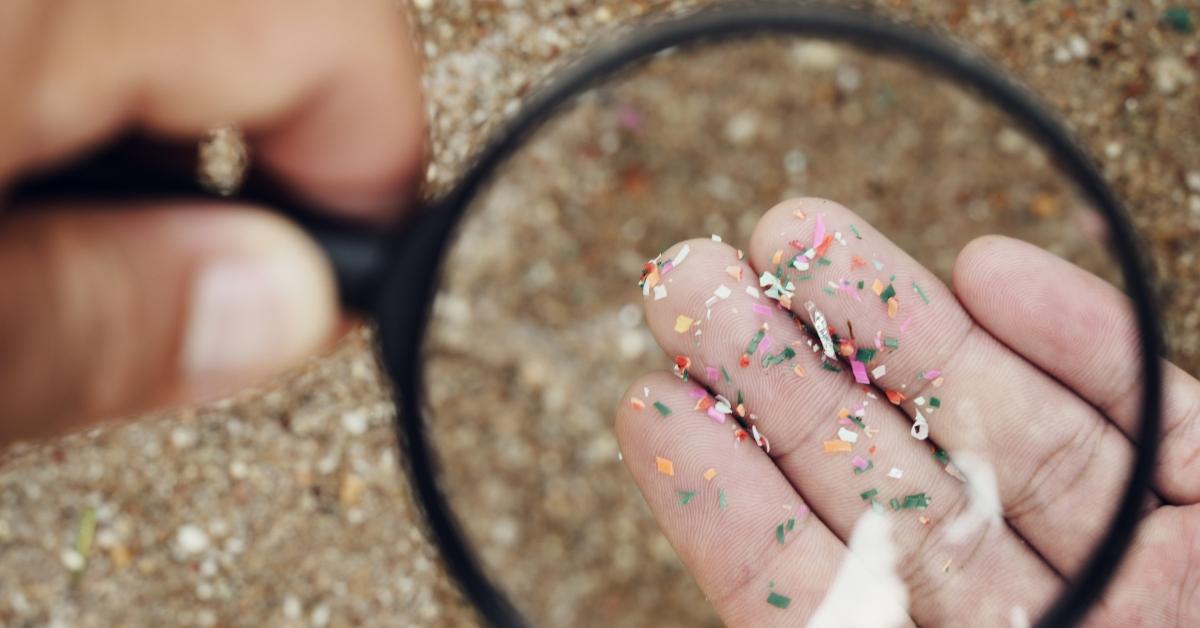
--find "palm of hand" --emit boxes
[616,197,1200,627]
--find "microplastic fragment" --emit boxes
[851,360,870,384]
[714,284,732,299]
[678,490,697,505]
[762,347,796,368]
[704,468,718,481]
[820,361,842,373]
[884,336,900,349]
[823,440,853,453]
[767,591,792,610]
[887,297,899,319]
[899,493,929,510]
[673,244,690,266]
[914,396,925,406]
[933,449,950,464]
[886,390,905,405]
[719,489,728,509]
[860,488,878,501]
[888,467,903,479]
[856,348,877,363]
[911,412,929,440]
[746,329,766,355]
[880,283,896,303]
[853,460,874,475]
[654,401,672,417]
[746,286,760,298]
[674,315,694,333]
[817,257,832,267]
[711,234,723,242]
[653,285,668,301]
[929,397,941,408]
[726,265,743,280]
[814,214,827,247]
[656,457,674,476]
[775,523,786,545]
[793,364,806,378]
[913,281,930,304]
[786,517,796,531]
[804,301,836,359]
[872,364,888,379]
[924,369,943,380]
[872,278,884,296]
[872,259,884,271]
[706,366,718,381]
[851,456,870,470]
[850,224,862,239]
[837,427,858,443]
[721,366,733,384]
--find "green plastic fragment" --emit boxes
[855,348,877,363]
[776,523,786,545]
[786,518,795,531]
[857,280,865,290]
[678,490,697,505]
[1164,7,1193,32]
[933,449,950,465]
[762,347,797,368]
[900,493,929,510]
[719,489,727,510]
[767,591,792,609]
[890,498,901,511]
[654,401,671,417]
[913,281,930,304]
[736,390,744,406]
[820,361,842,373]
[849,415,865,429]
[822,287,836,296]
[849,224,862,239]
[884,337,900,349]
[746,329,766,355]
[929,397,941,408]
[795,274,814,281]
[860,488,878,501]
[853,460,874,475]
[880,283,896,303]
[721,366,733,384]
[817,257,833,267]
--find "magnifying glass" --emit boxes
[11,4,1163,627]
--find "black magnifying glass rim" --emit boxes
[373,4,1163,627]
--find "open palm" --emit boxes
[616,197,1200,626]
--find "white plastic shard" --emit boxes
[837,427,859,443]
[808,510,909,628]
[943,451,1003,543]
[805,300,836,360]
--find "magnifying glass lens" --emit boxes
[422,36,1127,627]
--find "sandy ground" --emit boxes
[1,1,1197,626]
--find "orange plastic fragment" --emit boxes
[886,389,906,405]
[823,440,853,453]
[630,397,646,411]
[656,457,675,476]
[814,233,835,258]
[887,297,899,319]
[703,468,718,482]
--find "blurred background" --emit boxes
[1,1,1197,626]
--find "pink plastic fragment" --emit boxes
[706,366,719,381]
[924,369,942,380]
[707,407,726,424]
[851,360,870,384]
[753,303,772,318]
[814,214,827,249]
[900,316,914,333]
[851,455,870,470]
[688,386,706,399]
[758,335,772,355]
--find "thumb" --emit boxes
[0,203,339,444]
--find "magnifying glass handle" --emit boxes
[3,132,391,313]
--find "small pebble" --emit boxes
[175,524,209,557]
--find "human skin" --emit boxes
[0,0,424,444]
[617,197,1200,626]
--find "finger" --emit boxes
[954,235,1200,503]
[615,371,869,626]
[748,197,1137,575]
[0,203,338,444]
[640,238,1059,624]
[3,0,423,218]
